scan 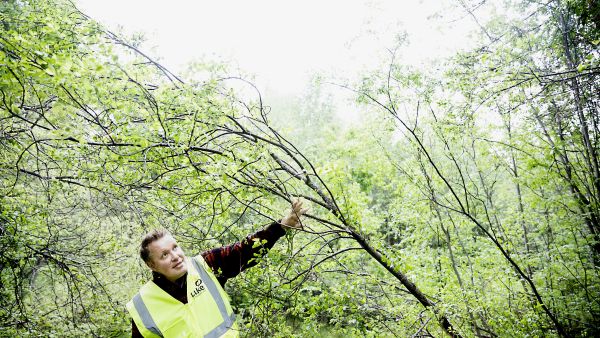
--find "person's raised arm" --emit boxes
[201,199,308,286]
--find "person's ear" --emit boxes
[145,259,156,271]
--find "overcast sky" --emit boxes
[75,0,484,98]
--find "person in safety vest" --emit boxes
[128,199,308,338]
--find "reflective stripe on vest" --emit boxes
[128,256,237,338]
[132,293,163,337]
[190,258,236,338]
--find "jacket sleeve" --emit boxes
[131,319,142,338]
[201,221,287,286]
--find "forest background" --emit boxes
[1,0,599,337]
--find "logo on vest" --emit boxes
[191,278,206,298]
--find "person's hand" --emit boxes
[280,198,308,230]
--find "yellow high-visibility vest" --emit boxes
[127,255,239,338]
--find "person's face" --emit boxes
[146,234,187,282]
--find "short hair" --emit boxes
[140,229,170,263]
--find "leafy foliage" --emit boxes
[1,0,598,337]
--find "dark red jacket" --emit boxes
[131,222,286,337]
